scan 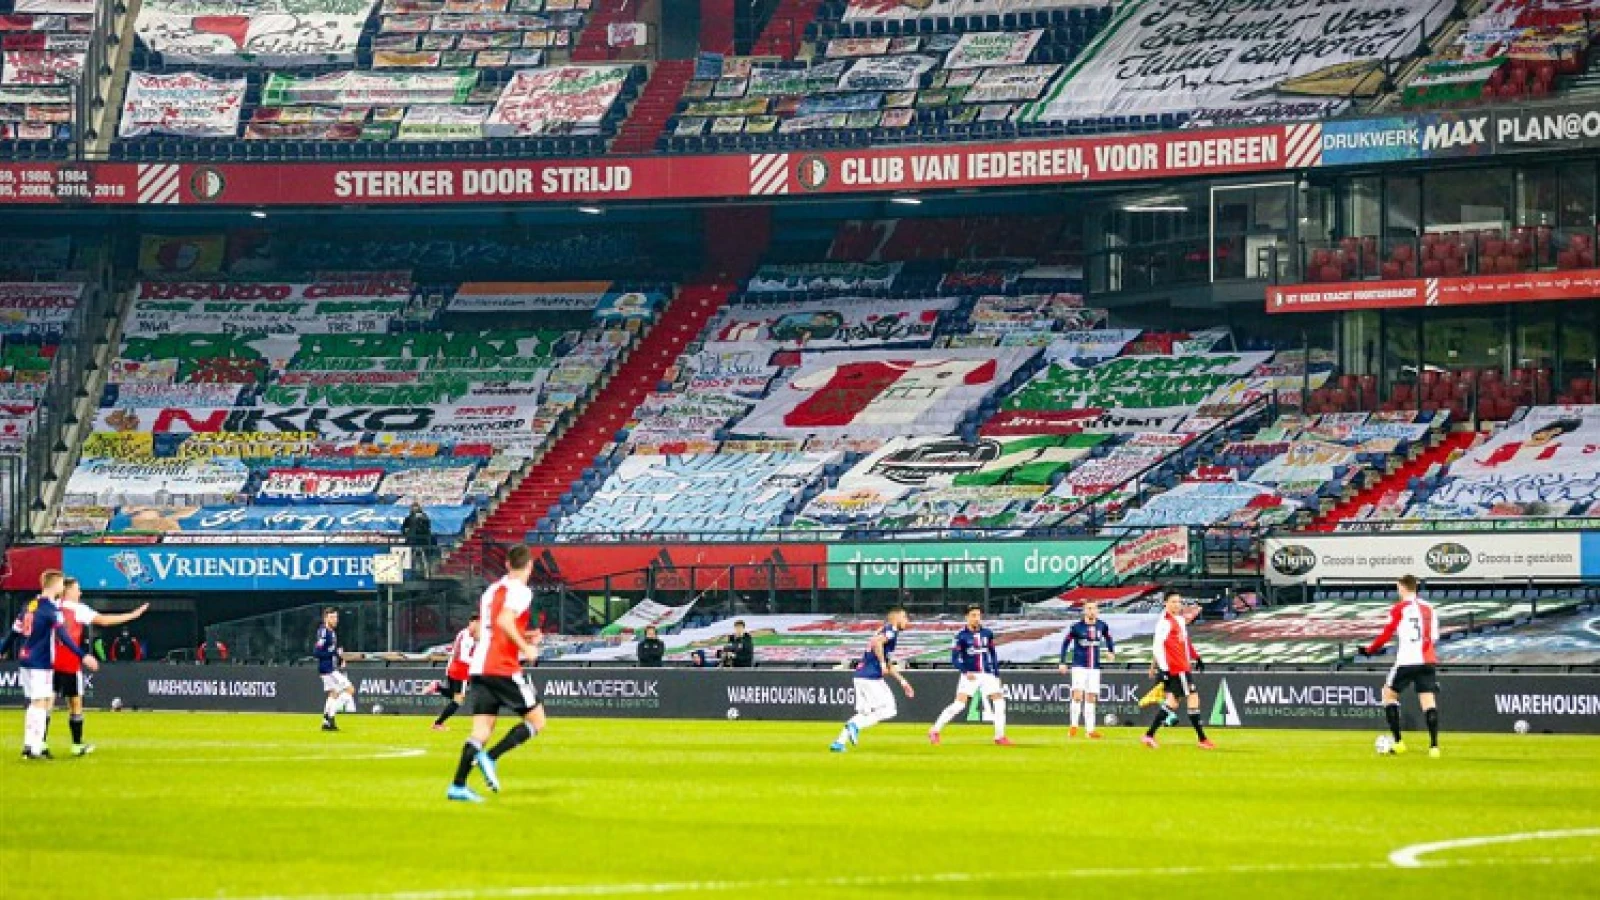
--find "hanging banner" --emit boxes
[256,466,385,504]
[1267,268,1600,313]
[379,464,474,505]
[0,281,79,334]
[747,262,902,294]
[119,71,246,138]
[945,30,1043,70]
[734,348,1035,441]
[1445,406,1600,479]
[838,54,937,91]
[259,68,477,105]
[134,276,412,302]
[105,502,476,536]
[1004,353,1270,415]
[136,234,228,273]
[1112,525,1190,577]
[135,0,380,67]
[965,64,1060,103]
[104,382,245,408]
[705,297,956,350]
[592,290,661,322]
[487,64,628,136]
[1021,0,1452,124]
[92,403,547,442]
[448,280,609,312]
[63,457,251,504]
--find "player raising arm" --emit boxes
[1358,574,1442,758]
[432,613,480,731]
[1143,590,1212,750]
[929,606,1011,746]
[19,570,97,760]
[448,545,546,802]
[830,606,913,752]
[1058,601,1114,739]
[55,578,148,755]
[314,608,356,732]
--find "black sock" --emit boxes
[1146,708,1168,737]
[1384,703,1402,741]
[435,700,459,726]
[488,721,535,760]
[1189,711,1207,741]
[1425,708,1439,748]
[452,740,481,787]
[44,714,51,743]
[69,715,83,745]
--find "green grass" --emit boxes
[1,712,1598,900]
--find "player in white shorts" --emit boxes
[831,606,914,752]
[929,606,1011,746]
[1058,600,1115,738]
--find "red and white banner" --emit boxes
[0,122,1315,207]
[1267,268,1600,313]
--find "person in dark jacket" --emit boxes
[636,626,665,668]
[109,628,144,661]
[401,503,434,576]
[720,620,754,668]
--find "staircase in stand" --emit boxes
[751,0,823,58]
[611,59,695,154]
[1312,431,1480,531]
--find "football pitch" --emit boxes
[2,712,1597,900]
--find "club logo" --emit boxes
[1424,542,1472,575]
[1269,544,1317,577]
[796,155,830,192]
[188,166,226,202]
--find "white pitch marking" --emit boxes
[1388,827,1600,868]
[174,852,1600,900]
[138,747,426,764]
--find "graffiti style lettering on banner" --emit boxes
[256,467,384,504]
[93,404,543,439]
[106,503,474,537]
[1112,525,1190,577]
[706,297,956,350]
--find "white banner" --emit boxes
[448,280,610,312]
[946,30,1043,69]
[965,63,1060,103]
[120,71,246,138]
[487,65,628,136]
[1042,329,1141,362]
[380,464,475,506]
[0,282,80,334]
[838,54,937,91]
[705,297,956,350]
[1263,533,1584,586]
[258,466,384,503]
[64,457,250,505]
[15,0,99,11]
[734,348,1035,440]
[1447,405,1600,478]
[135,0,380,67]
[1022,0,1453,121]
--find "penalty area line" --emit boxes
[174,852,1600,900]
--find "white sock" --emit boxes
[932,701,963,733]
[24,705,44,752]
[1085,701,1097,732]
[342,694,357,714]
[1069,699,1082,728]
[992,698,1007,738]
[323,697,338,718]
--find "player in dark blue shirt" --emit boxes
[929,606,1011,746]
[313,608,356,731]
[830,606,913,752]
[19,570,95,759]
[1058,601,1116,738]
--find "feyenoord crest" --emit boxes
[189,166,227,202]
[796,155,830,192]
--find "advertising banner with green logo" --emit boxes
[825,539,1116,589]
[1262,532,1583,586]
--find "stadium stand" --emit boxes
[0,0,97,159]
[47,266,667,542]
[1399,0,1598,109]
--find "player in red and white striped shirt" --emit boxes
[1359,574,1442,757]
[1142,590,1213,750]
[431,612,480,732]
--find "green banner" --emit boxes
[824,539,1116,590]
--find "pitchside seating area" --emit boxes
[110,0,649,159]
[49,271,665,539]
[1303,225,1600,287]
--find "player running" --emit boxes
[314,608,356,731]
[54,578,148,755]
[19,571,97,760]
[1142,590,1213,750]
[432,612,480,731]
[830,606,914,752]
[1358,574,1442,758]
[448,545,545,803]
[929,606,1011,746]
[1058,601,1114,738]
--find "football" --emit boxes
[1514,719,1530,734]
[371,704,385,715]
[1375,735,1394,755]
[110,698,123,712]
[1103,713,1119,727]
[726,707,740,720]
